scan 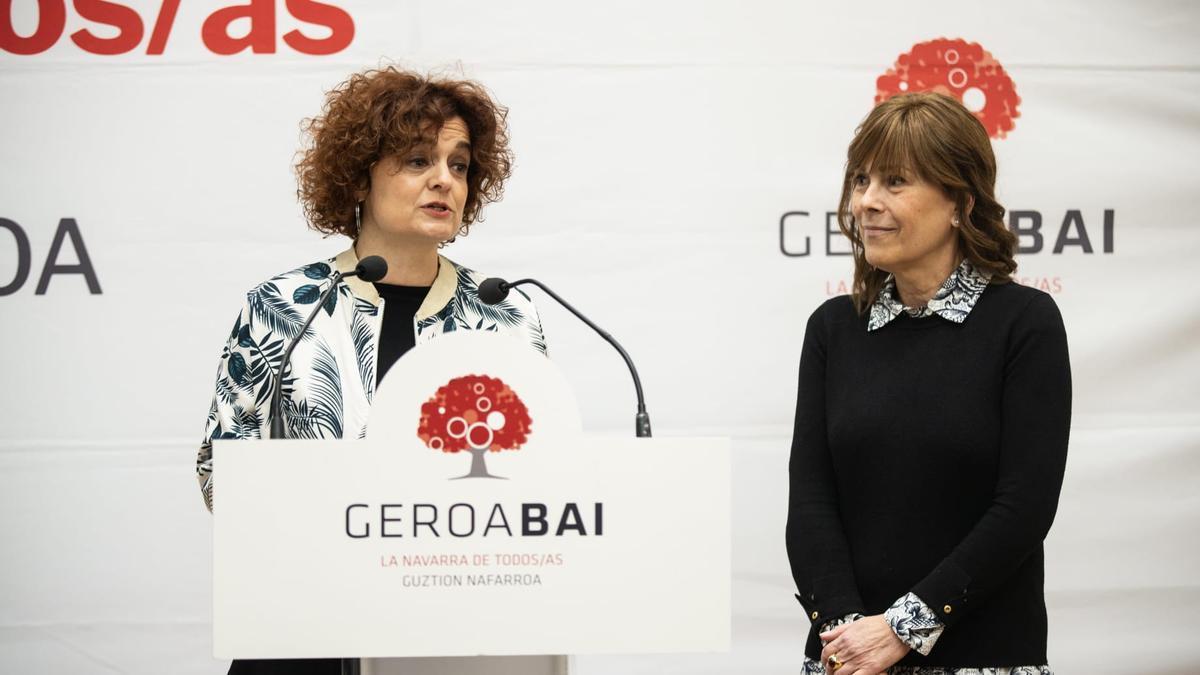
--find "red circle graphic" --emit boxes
[875,38,1021,139]
[417,375,532,454]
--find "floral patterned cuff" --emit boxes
[819,612,865,640]
[884,592,945,656]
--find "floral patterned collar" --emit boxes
[867,259,991,331]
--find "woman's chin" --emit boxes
[418,221,461,244]
[863,251,892,271]
[372,222,459,248]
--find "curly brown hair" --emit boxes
[836,92,1018,314]
[296,67,514,239]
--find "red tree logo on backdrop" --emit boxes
[418,375,532,480]
[875,38,1020,139]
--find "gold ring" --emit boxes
[827,653,843,671]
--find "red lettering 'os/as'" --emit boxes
[284,0,354,55]
[0,0,66,55]
[200,0,354,55]
[146,0,180,55]
[201,0,276,55]
[2,0,353,55]
[71,0,143,55]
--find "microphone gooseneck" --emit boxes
[479,276,652,438]
[268,256,389,439]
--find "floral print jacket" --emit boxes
[195,248,546,511]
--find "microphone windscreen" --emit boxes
[355,256,389,282]
[478,277,510,305]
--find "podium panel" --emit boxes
[212,332,730,661]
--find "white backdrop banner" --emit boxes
[1,1,1197,673]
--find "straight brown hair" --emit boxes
[837,92,1018,314]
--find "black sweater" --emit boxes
[786,282,1071,667]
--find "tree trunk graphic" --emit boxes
[454,445,507,480]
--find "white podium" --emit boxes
[213,332,730,672]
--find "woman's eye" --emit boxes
[451,161,469,173]
[406,156,429,168]
[888,175,906,187]
[852,173,869,187]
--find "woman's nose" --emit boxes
[858,179,885,212]
[428,162,453,191]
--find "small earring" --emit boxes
[952,215,960,227]
[355,202,362,232]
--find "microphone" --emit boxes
[478,277,509,305]
[354,255,388,283]
[268,255,388,438]
[480,277,652,438]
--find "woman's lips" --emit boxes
[420,205,453,219]
[864,226,896,237]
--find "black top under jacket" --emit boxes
[374,282,431,386]
[786,281,1071,667]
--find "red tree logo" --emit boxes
[875,38,1020,139]
[417,375,532,479]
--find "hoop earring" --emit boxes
[355,201,363,233]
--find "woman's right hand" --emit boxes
[819,614,909,675]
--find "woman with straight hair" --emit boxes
[787,92,1071,675]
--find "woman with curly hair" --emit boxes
[786,92,1071,674]
[197,67,546,674]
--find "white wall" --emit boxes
[2,0,1198,672]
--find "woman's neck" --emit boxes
[891,250,962,308]
[353,234,439,286]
